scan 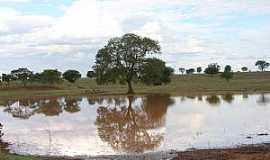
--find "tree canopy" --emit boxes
[179,68,185,75]
[204,63,220,75]
[87,71,95,78]
[197,67,202,73]
[221,65,233,82]
[186,68,195,74]
[93,33,161,94]
[40,69,62,84]
[255,60,269,71]
[63,70,81,83]
[241,67,248,72]
[140,58,174,85]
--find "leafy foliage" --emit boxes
[197,67,202,73]
[241,67,248,72]
[87,71,95,78]
[255,60,269,71]
[186,68,195,74]
[179,68,185,75]
[204,63,220,75]
[140,58,174,85]
[2,74,12,84]
[63,70,81,83]
[39,69,62,84]
[93,33,161,93]
[221,65,234,82]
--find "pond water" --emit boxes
[0,93,270,156]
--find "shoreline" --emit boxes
[0,88,269,99]
[1,143,270,160]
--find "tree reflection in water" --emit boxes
[222,93,234,104]
[1,97,82,119]
[63,97,82,113]
[205,95,221,106]
[95,95,174,153]
[0,123,9,153]
[257,93,270,106]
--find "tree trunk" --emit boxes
[127,80,134,94]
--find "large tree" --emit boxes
[93,33,161,94]
[255,60,269,71]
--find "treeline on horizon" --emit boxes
[0,59,269,87]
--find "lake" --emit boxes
[0,93,270,156]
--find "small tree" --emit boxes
[140,58,174,85]
[204,63,220,75]
[87,71,95,78]
[63,70,81,83]
[2,74,12,85]
[221,65,233,82]
[40,69,62,84]
[93,33,161,94]
[255,60,269,71]
[241,67,248,72]
[179,68,185,75]
[197,67,202,74]
[186,68,195,74]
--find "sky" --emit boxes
[0,0,270,75]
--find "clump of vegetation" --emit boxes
[140,58,174,85]
[87,71,95,78]
[255,60,269,71]
[204,63,220,75]
[63,70,81,83]
[186,68,195,74]
[197,67,202,74]
[179,68,185,75]
[241,67,248,72]
[221,65,234,82]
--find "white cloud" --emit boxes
[0,0,270,72]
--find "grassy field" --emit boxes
[0,71,270,98]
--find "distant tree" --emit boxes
[186,68,195,74]
[93,33,161,94]
[241,67,248,72]
[179,68,185,75]
[140,58,174,85]
[0,123,2,137]
[40,69,62,84]
[87,71,95,78]
[29,73,41,82]
[197,67,202,74]
[204,63,220,75]
[255,60,269,71]
[10,68,33,81]
[63,70,81,83]
[2,74,12,85]
[221,65,233,82]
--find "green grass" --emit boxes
[0,153,41,160]
[0,71,270,98]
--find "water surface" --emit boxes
[0,94,270,156]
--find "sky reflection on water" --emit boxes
[0,93,270,156]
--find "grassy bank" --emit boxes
[0,72,270,98]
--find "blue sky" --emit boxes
[0,0,270,75]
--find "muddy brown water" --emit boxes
[0,93,270,157]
